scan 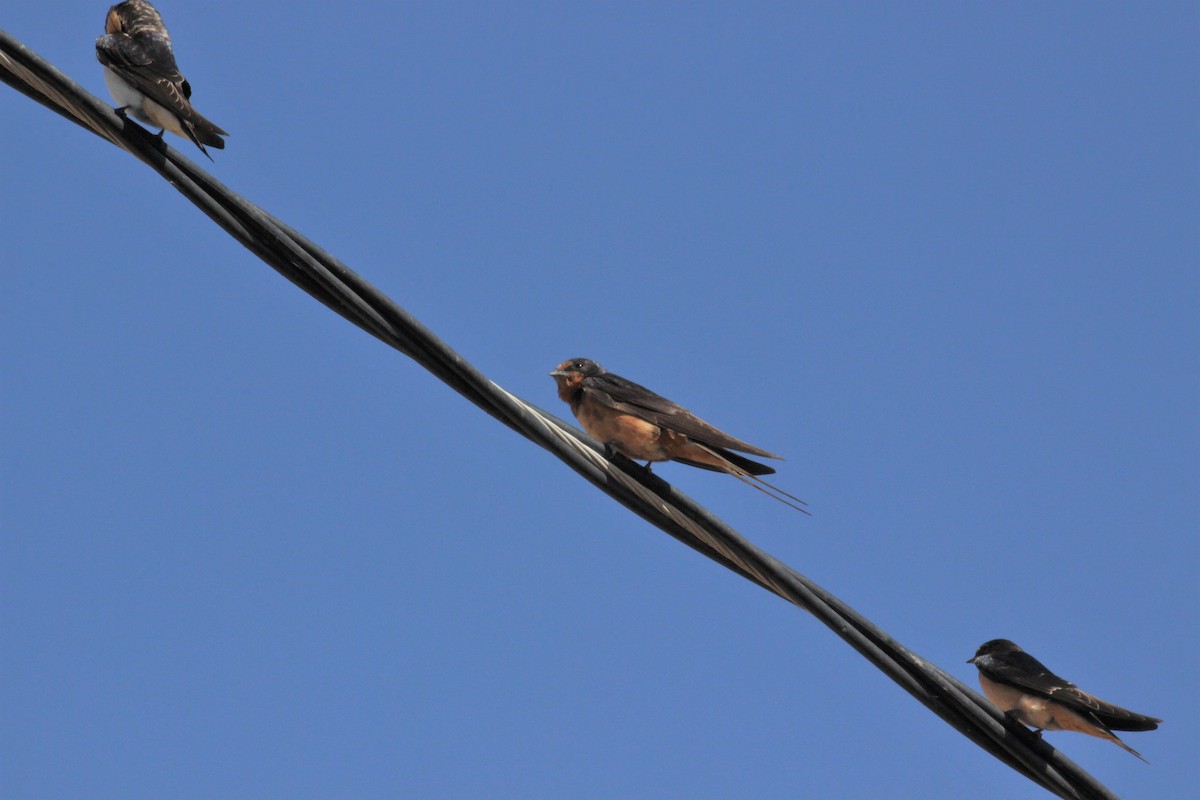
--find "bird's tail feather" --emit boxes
[1109,732,1149,764]
[691,444,810,514]
[1090,716,1151,764]
[181,112,227,158]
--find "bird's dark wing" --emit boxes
[984,652,1162,731]
[96,32,190,108]
[581,372,781,459]
[1043,685,1163,732]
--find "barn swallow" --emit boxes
[968,639,1161,763]
[95,0,228,159]
[550,358,807,512]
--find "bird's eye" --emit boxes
[573,361,585,369]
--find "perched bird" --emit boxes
[968,639,1161,763]
[95,0,228,159]
[550,358,807,512]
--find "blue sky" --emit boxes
[2,2,1197,798]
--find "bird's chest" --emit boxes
[103,69,148,115]
[574,400,670,462]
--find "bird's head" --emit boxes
[550,358,603,400]
[968,638,1021,664]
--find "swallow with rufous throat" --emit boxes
[550,358,807,512]
[968,639,1161,762]
[95,0,228,159]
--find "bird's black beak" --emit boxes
[966,657,977,664]
[549,369,568,377]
